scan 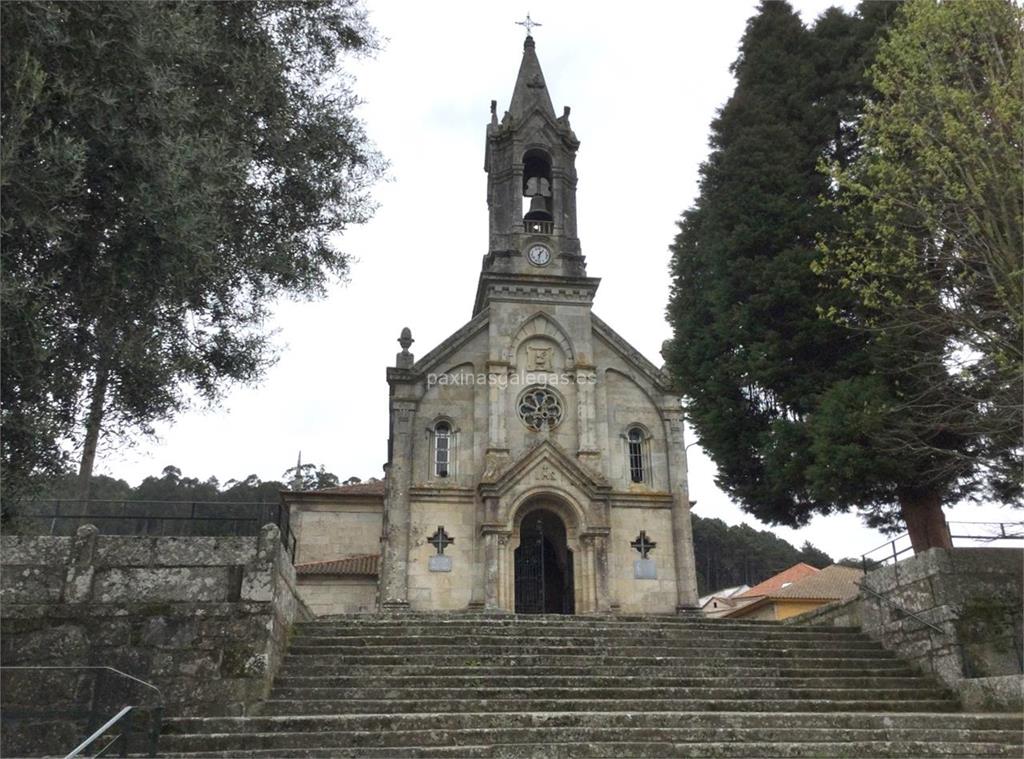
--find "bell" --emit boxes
[524,194,551,220]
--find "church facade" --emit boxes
[289,35,699,616]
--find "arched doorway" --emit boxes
[514,508,575,614]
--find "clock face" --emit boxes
[527,244,551,266]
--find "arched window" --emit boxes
[627,427,646,483]
[434,422,452,478]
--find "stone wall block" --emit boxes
[95,536,156,566]
[136,616,198,649]
[152,650,221,678]
[152,536,255,566]
[0,535,72,565]
[94,567,230,602]
[63,524,99,603]
[6,623,89,664]
[0,566,65,604]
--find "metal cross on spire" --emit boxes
[515,13,542,37]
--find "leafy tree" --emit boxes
[1,1,382,502]
[816,0,1023,506]
[665,2,972,552]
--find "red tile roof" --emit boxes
[771,564,862,600]
[737,562,821,598]
[295,554,380,577]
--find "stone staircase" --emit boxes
[159,614,1023,757]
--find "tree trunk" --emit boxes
[899,490,953,553]
[77,363,110,501]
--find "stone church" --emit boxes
[286,34,699,617]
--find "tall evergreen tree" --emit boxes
[816,0,1023,508]
[1,1,383,502]
[665,2,967,551]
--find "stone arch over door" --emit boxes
[486,488,609,614]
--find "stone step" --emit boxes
[292,626,869,640]
[287,637,889,653]
[163,710,1021,736]
[277,663,919,679]
[267,685,945,702]
[159,720,1023,754]
[271,673,938,690]
[278,654,909,672]
[258,697,959,715]
[299,618,863,636]
[308,613,859,628]
[154,738,1024,759]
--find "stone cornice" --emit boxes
[591,312,673,392]
[409,486,477,502]
[405,308,491,378]
[474,272,600,315]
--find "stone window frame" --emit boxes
[622,424,652,485]
[427,417,458,480]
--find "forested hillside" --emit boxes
[26,465,832,596]
[691,514,833,596]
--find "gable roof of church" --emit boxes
[592,313,673,392]
[410,308,490,376]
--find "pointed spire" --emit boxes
[508,34,556,121]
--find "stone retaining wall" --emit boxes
[790,547,1023,710]
[0,523,312,757]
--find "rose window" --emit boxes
[518,387,563,431]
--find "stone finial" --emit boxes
[660,339,673,362]
[490,99,498,127]
[396,327,415,369]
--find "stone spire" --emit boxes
[508,35,556,121]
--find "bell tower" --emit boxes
[474,34,594,315]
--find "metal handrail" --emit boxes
[3,665,163,701]
[860,520,1024,573]
[65,705,132,759]
[2,666,163,757]
[855,580,946,636]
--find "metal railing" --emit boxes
[2,666,163,758]
[855,580,946,636]
[8,498,296,562]
[860,520,1024,573]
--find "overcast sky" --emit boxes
[100,1,1021,562]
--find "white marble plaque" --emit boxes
[634,558,657,580]
[429,555,452,573]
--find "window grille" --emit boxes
[434,422,451,478]
[627,427,645,483]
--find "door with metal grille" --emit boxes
[514,509,574,614]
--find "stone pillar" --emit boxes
[575,367,599,467]
[487,361,510,452]
[663,409,700,611]
[381,400,416,611]
[468,497,486,609]
[592,532,612,613]
[483,529,501,610]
